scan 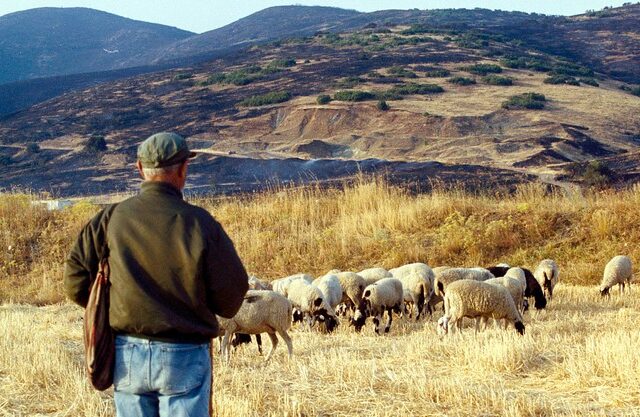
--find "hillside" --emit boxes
[0,7,194,84]
[0,6,639,196]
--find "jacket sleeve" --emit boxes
[205,222,249,318]
[63,205,116,308]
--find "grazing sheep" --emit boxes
[248,275,272,290]
[218,290,293,362]
[313,274,344,311]
[331,271,367,315]
[487,265,546,310]
[352,278,404,334]
[433,267,495,297]
[389,262,434,319]
[288,279,338,332]
[437,279,525,336]
[357,267,393,286]
[600,255,633,297]
[485,276,526,315]
[271,273,313,297]
[534,259,560,300]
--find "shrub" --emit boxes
[333,90,376,102]
[377,100,390,111]
[84,135,107,154]
[387,66,418,78]
[544,74,580,86]
[238,91,292,107]
[422,69,450,78]
[631,86,640,97]
[502,92,546,110]
[448,77,476,86]
[566,161,615,187]
[579,78,599,87]
[551,62,594,77]
[500,56,552,72]
[26,143,40,154]
[172,73,193,81]
[266,58,297,70]
[389,83,444,95]
[317,95,332,105]
[462,63,503,75]
[335,76,365,88]
[482,75,513,86]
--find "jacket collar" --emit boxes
[140,181,183,199]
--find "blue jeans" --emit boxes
[113,335,211,417]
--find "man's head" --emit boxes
[136,132,196,189]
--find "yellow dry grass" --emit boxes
[1,284,639,416]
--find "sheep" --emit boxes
[351,278,404,334]
[288,278,338,332]
[330,271,366,316]
[248,275,272,290]
[357,267,393,286]
[433,267,495,297]
[389,262,434,319]
[534,259,560,300]
[487,265,547,310]
[484,276,526,315]
[271,273,313,297]
[437,279,525,336]
[600,255,633,297]
[312,274,344,312]
[218,290,293,362]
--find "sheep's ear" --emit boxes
[364,290,371,298]
[313,298,323,307]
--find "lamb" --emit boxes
[389,262,434,319]
[288,278,338,332]
[271,273,313,297]
[217,290,293,362]
[437,279,525,336]
[357,267,393,286]
[487,265,546,310]
[600,255,633,297]
[534,259,560,300]
[351,277,404,334]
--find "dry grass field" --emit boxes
[1,178,639,416]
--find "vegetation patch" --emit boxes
[238,91,292,107]
[335,76,366,88]
[83,134,107,154]
[387,66,418,78]
[482,75,513,86]
[200,59,296,87]
[565,160,615,188]
[377,100,390,111]
[461,63,503,75]
[333,90,376,102]
[448,77,476,86]
[316,95,332,105]
[544,74,581,86]
[500,55,553,72]
[415,66,451,78]
[388,83,444,96]
[502,92,547,110]
[172,73,193,81]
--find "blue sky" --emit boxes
[0,1,631,33]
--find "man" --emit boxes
[64,132,249,417]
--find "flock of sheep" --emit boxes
[216,255,635,361]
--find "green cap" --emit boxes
[137,132,196,168]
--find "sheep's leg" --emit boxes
[221,332,232,363]
[373,313,382,334]
[277,329,293,359]
[255,334,263,355]
[385,307,393,333]
[265,332,278,362]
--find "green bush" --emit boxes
[84,135,107,154]
[238,91,292,107]
[317,95,332,105]
[335,76,365,88]
[502,92,547,110]
[551,62,594,77]
[579,78,599,87]
[387,66,418,78]
[389,83,444,95]
[377,100,390,111]
[422,69,450,78]
[544,74,580,86]
[482,75,513,86]
[448,77,476,86]
[172,73,193,81]
[266,58,297,70]
[500,56,552,72]
[462,63,503,75]
[566,160,614,187]
[334,90,376,102]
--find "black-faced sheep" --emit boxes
[352,277,404,334]
[534,259,560,300]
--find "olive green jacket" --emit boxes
[64,181,249,342]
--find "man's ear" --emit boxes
[136,160,145,180]
[179,160,188,179]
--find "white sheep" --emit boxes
[352,277,404,334]
[433,267,495,297]
[600,255,633,297]
[331,271,366,315]
[484,276,526,315]
[437,279,525,336]
[357,267,393,286]
[288,278,338,332]
[389,262,434,319]
[271,273,313,297]
[218,290,293,362]
[313,274,344,311]
[534,259,560,300]
[248,275,272,290]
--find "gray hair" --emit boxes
[142,162,182,178]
